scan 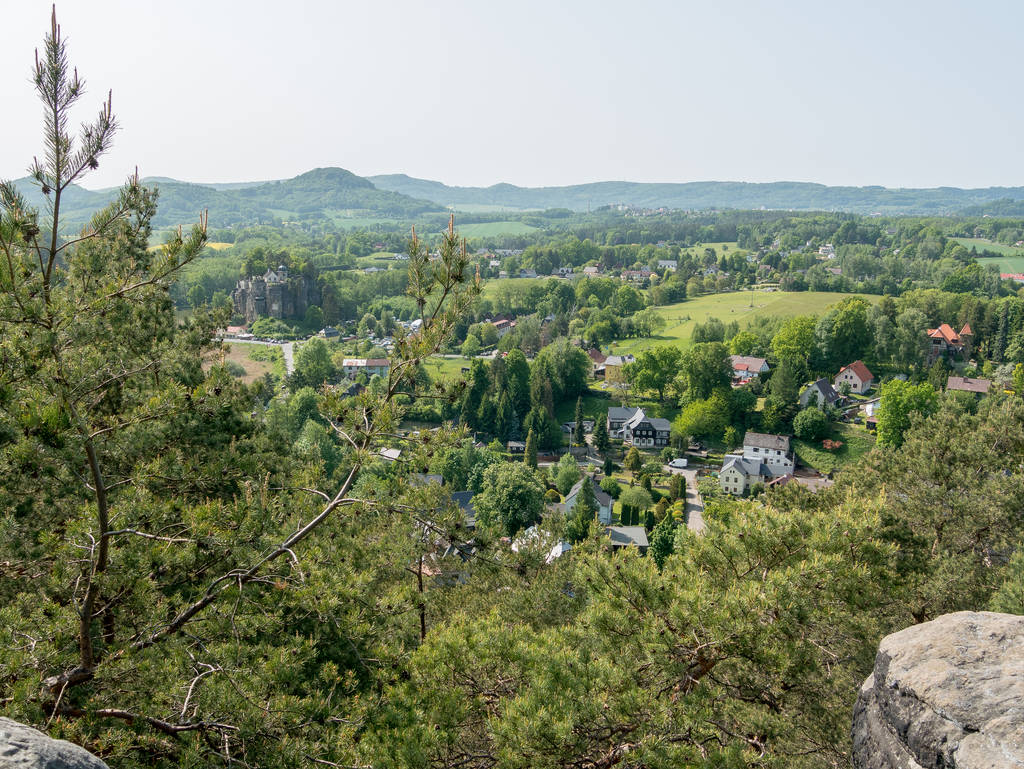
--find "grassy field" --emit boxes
[479,276,555,298]
[454,221,540,237]
[793,422,875,474]
[206,241,234,251]
[606,291,876,356]
[553,392,615,423]
[356,252,402,268]
[681,240,747,255]
[203,342,283,384]
[423,356,471,382]
[978,255,1024,273]
[951,237,1024,272]
[952,237,1024,257]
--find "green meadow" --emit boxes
[607,290,876,355]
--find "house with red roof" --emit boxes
[834,360,874,394]
[729,355,770,383]
[926,323,973,364]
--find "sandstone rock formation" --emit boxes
[853,611,1024,769]
[0,718,108,769]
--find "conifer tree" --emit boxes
[573,396,585,446]
[566,474,598,543]
[593,416,611,454]
[524,427,538,468]
[0,15,479,763]
[625,446,643,473]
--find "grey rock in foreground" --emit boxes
[853,611,1024,769]
[0,718,108,769]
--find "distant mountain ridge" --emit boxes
[368,174,1024,216]
[10,167,1024,231]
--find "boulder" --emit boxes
[0,718,108,769]
[852,611,1024,769]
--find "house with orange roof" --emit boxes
[926,323,973,364]
[834,360,874,394]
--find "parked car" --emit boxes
[668,458,688,469]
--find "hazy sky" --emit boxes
[3,0,1022,190]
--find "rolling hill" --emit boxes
[12,167,1024,234]
[368,174,1024,216]
[10,167,441,231]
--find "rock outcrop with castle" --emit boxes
[232,265,321,324]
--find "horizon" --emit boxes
[50,168,1024,195]
[4,1,1024,191]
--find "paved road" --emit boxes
[281,342,294,375]
[665,466,706,534]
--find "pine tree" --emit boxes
[669,473,686,501]
[494,391,514,442]
[593,416,611,454]
[648,513,678,569]
[0,17,481,763]
[603,456,616,476]
[524,428,539,468]
[574,396,585,446]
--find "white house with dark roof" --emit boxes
[719,455,771,496]
[607,405,639,433]
[739,432,793,476]
[562,476,613,525]
[800,378,841,408]
[606,407,670,448]
[622,410,671,448]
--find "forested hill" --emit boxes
[16,167,1024,230]
[369,173,1024,215]
[10,167,440,230]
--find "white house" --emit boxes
[800,378,841,408]
[621,410,671,448]
[563,476,613,525]
[719,455,770,496]
[834,360,874,394]
[493,319,517,338]
[606,406,670,448]
[739,432,793,476]
[342,358,391,378]
[657,259,677,271]
[729,355,770,382]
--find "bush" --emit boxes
[793,407,829,441]
[223,361,247,378]
[600,476,622,499]
[545,489,562,503]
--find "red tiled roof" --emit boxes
[960,323,973,336]
[927,324,961,344]
[838,360,873,382]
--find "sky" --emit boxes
[2,0,1022,191]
